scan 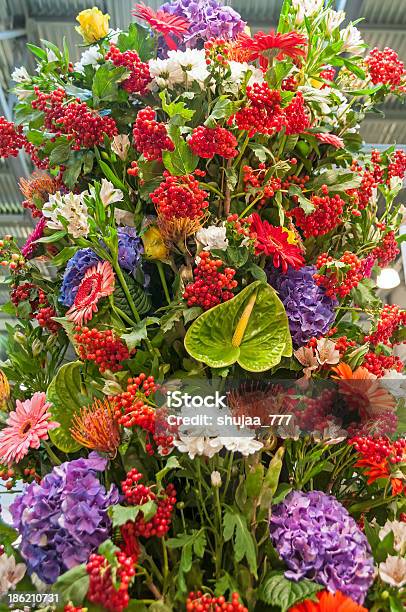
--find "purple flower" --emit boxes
[59,248,101,307]
[268,266,336,347]
[161,0,246,47]
[269,490,374,604]
[117,226,143,274]
[21,217,46,259]
[10,452,119,583]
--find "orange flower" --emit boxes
[289,590,367,611]
[71,398,120,456]
[355,457,405,496]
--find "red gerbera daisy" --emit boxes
[289,590,367,611]
[133,3,190,50]
[239,30,307,69]
[67,261,115,326]
[250,213,304,272]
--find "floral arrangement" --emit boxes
[0,0,406,610]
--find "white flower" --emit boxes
[108,28,121,45]
[42,191,89,238]
[292,0,324,23]
[196,226,228,251]
[225,61,264,94]
[379,520,406,556]
[380,370,406,399]
[99,179,124,206]
[315,338,340,366]
[115,209,135,227]
[221,436,263,456]
[173,433,223,459]
[74,45,102,73]
[148,57,184,89]
[111,134,131,161]
[11,66,30,83]
[0,554,26,595]
[167,49,209,87]
[46,49,58,63]
[211,470,222,487]
[277,421,301,440]
[325,9,346,33]
[341,25,364,54]
[378,555,406,588]
[312,421,347,445]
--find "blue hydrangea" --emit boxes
[117,226,144,274]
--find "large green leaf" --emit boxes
[52,564,89,606]
[258,572,323,611]
[184,281,292,372]
[47,361,86,453]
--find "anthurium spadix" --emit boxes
[184,281,292,372]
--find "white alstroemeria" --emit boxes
[221,436,263,456]
[312,421,347,445]
[399,204,406,224]
[108,28,121,45]
[173,433,224,459]
[316,338,340,366]
[167,49,209,87]
[294,346,319,378]
[46,49,58,63]
[115,208,135,227]
[74,45,102,73]
[225,61,264,93]
[196,226,228,251]
[43,191,89,239]
[11,66,30,83]
[325,9,346,33]
[341,25,364,54]
[292,0,324,23]
[100,179,124,206]
[211,470,222,487]
[380,370,406,399]
[111,134,131,161]
[277,420,301,440]
[378,555,406,588]
[0,554,26,595]
[379,520,406,556]
[300,86,333,116]
[148,57,184,89]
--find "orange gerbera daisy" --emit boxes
[66,261,115,326]
[289,590,367,611]
[133,3,189,50]
[238,30,307,69]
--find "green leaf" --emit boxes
[389,595,405,612]
[162,126,198,176]
[27,43,47,60]
[155,456,181,485]
[98,539,120,565]
[63,159,83,189]
[288,185,315,214]
[47,361,84,453]
[205,97,240,125]
[223,509,257,577]
[35,229,67,244]
[117,22,155,61]
[259,447,285,508]
[52,564,89,606]
[49,141,71,165]
[159,91,195,121]
[250,143,272,163]
[0,519,18,554]
[98,160,127,191]
[52,246,79,267]
[185,281,292,372]
[114,273,151,318]
[92,64,127,102]
[109,504,140,527]
[122,321,149,351]
[272,483,292,505]
[311,169,361,192]
[258,572,323,611]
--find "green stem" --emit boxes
[42,440,62,466]
[233,133,250,169]
[157,261,171,305]
[239,193,263,219]
[162,538,169,593]
[113,263,141,323]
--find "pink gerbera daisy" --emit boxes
[315,133,345,148]
[66,261,115,326]
[0,392,59,465]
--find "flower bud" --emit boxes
[211,470,222,488]
[13,331,26,345]
[32,339,43,357]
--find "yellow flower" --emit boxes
[76,7,110,44]
[0,370,10,410]
[283,228,297,244]
[143,226,169,261]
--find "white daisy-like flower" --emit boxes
[108,28,121,45]
[43,191,89,239]
[325,9,346,34]
[341,25,364,54]
[173,433,224,459]
[379,520,406,556]
[11,66,30,83]
[74,45,102,74]
[0,554,26,595]
[196,226,229,251]
[148,56,184,89]
[312,421,347,446]
[167,49,209,87]
[378,555,406,588]
[221,436,263,456]
[99,179,124,206]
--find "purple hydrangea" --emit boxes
[10,453,119,584]
[161,0,246,47]
[59,248,101,307]
[117,226,143,274]
[268,266,337,347]
[269,490,374,604]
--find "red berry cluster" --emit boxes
[320,65,336,83]
[350,435,406,464]
[292,389,335,432]
[0,467,15,490]
[121,468,156,505]
[204,37,231,68]
[226,214,252,241]
[11,282,59,332]
[315,251,363,298]
[106,44,151,94]
[232,82,286,137]
[387,150,406,182]
[151,171,209,220]
[365,304,406,346]
[64,605,84,612]
[112,374,157,431]
[74,326,133,373]
[183,251,237,310]
[0,116,26,158]
[32,87,117,150]
[188,126,238,159]
[365,47,405,89]
[133,106,174,161]
[186,591,248,611]
[121,483,177,538]
[334,335,356,355]
[242,164,282,207]
[281,75,298,91]
[35,306,59,334]
[284,92,310,135]
[290,191,345,238]
[86,551,135,612]
[127,160,139,176]
[371,230,399,267]
[363,351,404,377]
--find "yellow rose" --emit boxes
[76,8,110,44]
[142,226,169,261]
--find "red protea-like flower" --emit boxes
[315,133,345,148]
[133,3,190,50]
[66,261,115,326]
[250,213,304,273]
[238,30,307,69]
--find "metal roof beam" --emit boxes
[360,23,406,32]
[0,29,26,40]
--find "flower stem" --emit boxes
[42,440,61,465]
[156,261,171,305]
[113,263,141,323]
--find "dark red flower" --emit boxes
[133,3,189,50]
[239,30,307,69]
[250,213,304,272]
